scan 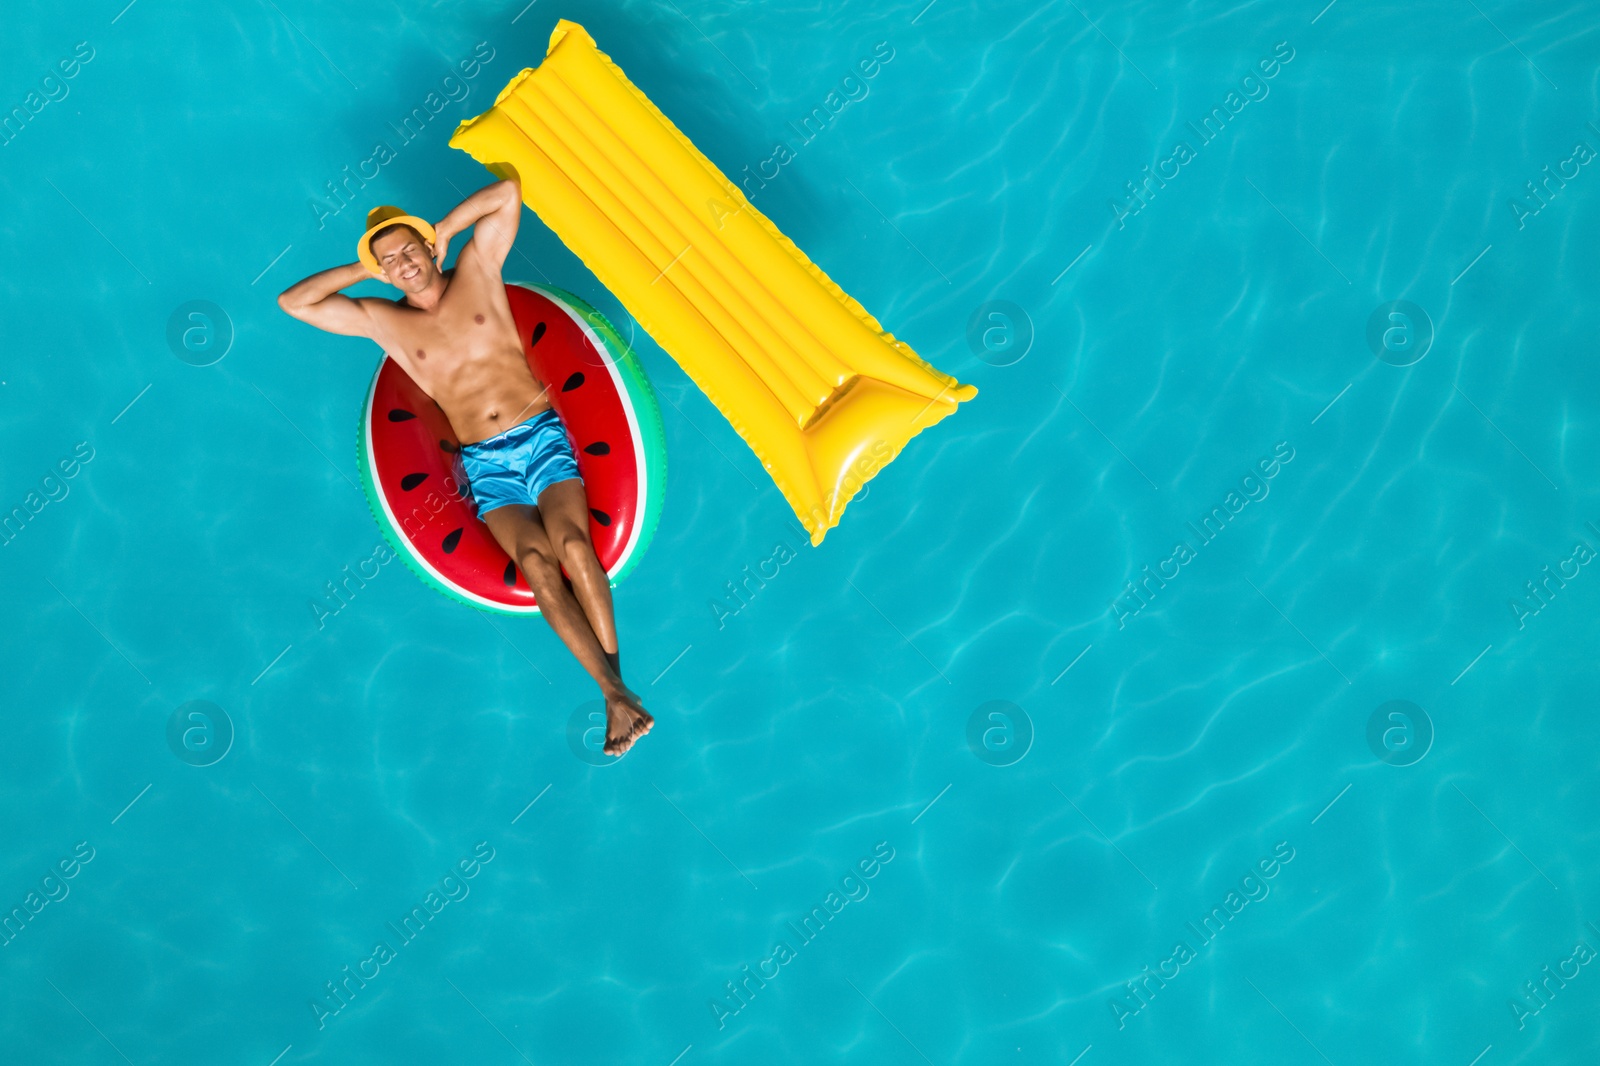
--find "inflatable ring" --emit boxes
[356,282,667,614]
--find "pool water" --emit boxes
[3,0,1599,1063]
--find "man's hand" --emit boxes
[431,223,454,272]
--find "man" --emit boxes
[278,178,653,755]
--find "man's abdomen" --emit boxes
[444,345,551,445]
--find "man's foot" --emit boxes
[603,687,654,755]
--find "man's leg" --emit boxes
[534,480,653,743]
[483,500,652,754]
[535,480,619,659]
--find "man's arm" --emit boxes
[431,177,522,272]
[277,262,376,337]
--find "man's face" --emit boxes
[371,228,437,292]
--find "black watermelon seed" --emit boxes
[439,439,460,454]
[400,473,428,491]
[503,561,518,587]
[583,441,610,455]
[388,408,416,422]
[562,372,585,392]
[530,322,547,346]
[589,508,612,527]
[441,528,463,553]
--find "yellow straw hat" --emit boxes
[357,206,437,276]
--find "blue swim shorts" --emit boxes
[458,407,583,520]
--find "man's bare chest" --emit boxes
[374,300,509,386]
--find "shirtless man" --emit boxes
[277,178,652,755]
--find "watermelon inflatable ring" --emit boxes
[356,282,667,614]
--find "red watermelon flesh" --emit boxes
[363,284,642,612]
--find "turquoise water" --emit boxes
[4,0,1599,1062]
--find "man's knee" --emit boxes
[518,545,562,589]
[549,527,593,569]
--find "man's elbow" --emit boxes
[278,296,313,324]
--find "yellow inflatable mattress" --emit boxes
[450,20,976,544]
